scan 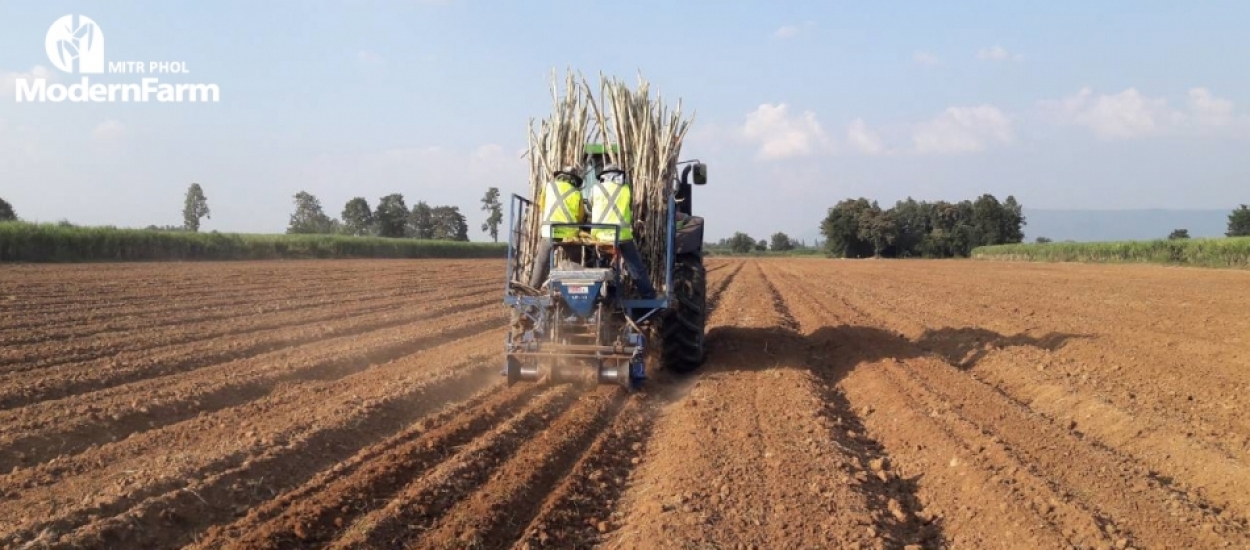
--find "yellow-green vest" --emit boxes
[539,178,583,239]
[589,175,633,242]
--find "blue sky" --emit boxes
[2,1,1248,242]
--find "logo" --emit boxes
[46,14,104,73]
[14,14,220,103]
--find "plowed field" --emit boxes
[2,258,1248,549]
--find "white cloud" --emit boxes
[1,66,52,98]
[1041,86,1247,140]
[912,105,1014,154]
[774,21,815,39]
[740,103,833,161]
[1187,87,1236,128]
[977,45,1023,62]
[913,51,943,67]
[1043,87,1178,139]
[357,50,385,65]
[846,118,885,155]
[93,120,126,142]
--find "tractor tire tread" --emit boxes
[660,253,707,373]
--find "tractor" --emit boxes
[503,143,708,389]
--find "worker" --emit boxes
[588,164,656,300]
[527,165,585,290]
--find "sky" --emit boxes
[2,1,1248,243]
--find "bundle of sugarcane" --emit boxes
[586,72,695,293]
[517,70,694,296]
[516,69,595,284]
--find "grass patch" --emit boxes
[0,222,506,262]
[972,237,1250,269]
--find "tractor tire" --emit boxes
[660,252,707,373]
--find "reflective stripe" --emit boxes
[589,177,632,242]
[540,179,582,238]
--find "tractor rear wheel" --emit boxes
[660,252,707,373]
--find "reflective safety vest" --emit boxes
[589,173,633,242]
[539,177,583,239]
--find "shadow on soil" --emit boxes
[691,322,1086,549]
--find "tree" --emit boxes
[1000,195,1026,244]
[1035,236,1052,244]
[0,198,16,222]
[1228,204,1250,237]
[480,187,503,242]
[857,204,897,258]
[820,198,876,258]
[183,183,210,232]
[431,205,469,241]
[374,193,409,238]
[770,232,795,252]
[287,191,336,234]
[341,197,374,236]
[727,232,755,254]
[409,201,434,239]
[755,239,768,252]
[1168,228,1191,240]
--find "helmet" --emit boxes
[600,163,624,175]
[554,165,584,185]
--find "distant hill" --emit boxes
[1021,209,1231,242]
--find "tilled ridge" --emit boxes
[511,395,656,549]
[767,260,1250,549]
[408,386,628,550]
[0,284,499,410]
[0,301,502,474]
[0,329,504,549]
[608,260,886,548]
[327,384,584,549]
[191,381,539,549]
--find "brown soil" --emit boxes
[2,258,1247,549]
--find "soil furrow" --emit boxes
[0,303,504,474]
[0,288,499,410]
[410,386,627,550]
[327,385,584,549]
[191,382,541,549]
[0,328,506,548]
[772,260,1250,549]
[511,395,656,549]
[0,278,497,376]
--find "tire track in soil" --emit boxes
[0,285,499,410]
[608,260,885,549]
[325,385,588,549]
[768,261,1250,549]
[0,302,504,476]
[755,263,941,549]
[1,329,508,549]
[188,382,544,550]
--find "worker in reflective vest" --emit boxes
[590,165,656,300]
[527,166,585,289]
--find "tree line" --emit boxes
[820,194,1027,258]
[706,231,813,254]
[45,183,508,243]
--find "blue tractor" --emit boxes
[503,143,708,389]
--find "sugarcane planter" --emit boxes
[503,143,708,389]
